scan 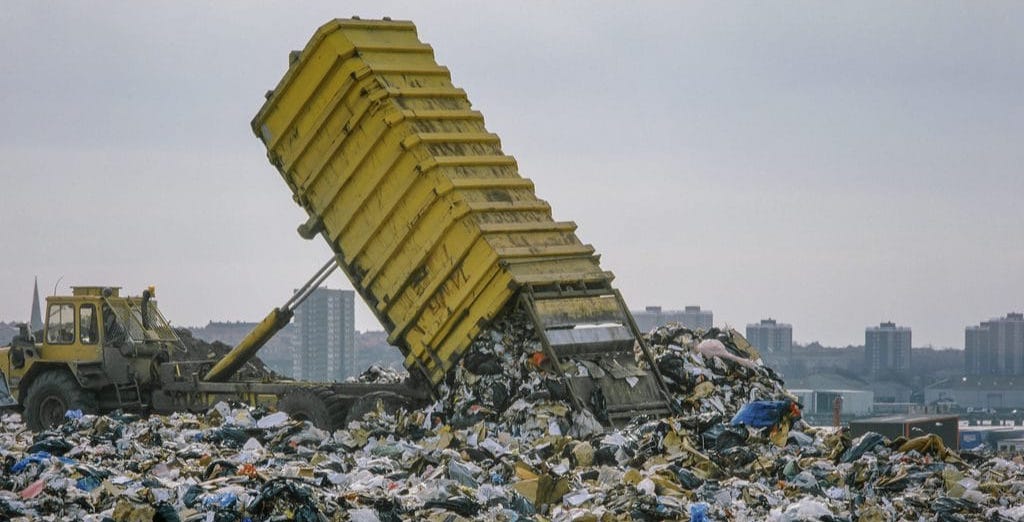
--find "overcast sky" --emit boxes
[1,2,1021,348]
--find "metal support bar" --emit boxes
[282,256,341,312]
[613,289,678,414]
[203,256,341,382]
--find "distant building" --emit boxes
[965,313,1024,376]
[965,325,989,375]
[30,277,42,333]
[959,426,1024,451]
[292,287,356,382]
[0,322,18,346]
[632,305,712,332]
[745,318,793,355]
[865,321,911,375]
[190,321,296,377]
[788,388,874,420]
[192,321,257,346]
[771,345,866,379]
[786,372,870,393]
[353,330,405,372]
[870,378,915,404]
[926,376,1024,411]
[850,414,959,450]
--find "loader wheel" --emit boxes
[23,371,98,431]
[345,391,410,425]
[277,388,350,431]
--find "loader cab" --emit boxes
[0,286,178,406]
[0,287,115,391]
[0,287,115,412]
[37,287,109,363]
[27,285,178,358]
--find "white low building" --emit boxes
[926,377,1024,411]
[789,389,874,418]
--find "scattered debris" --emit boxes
[345,365,407,385]
[0,318,1020,521]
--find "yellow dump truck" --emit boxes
[245,18,675,424]
[0,18,674,431]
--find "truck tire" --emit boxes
[345,391,411,425]
[23,371,98,431]
[277,388,350,431]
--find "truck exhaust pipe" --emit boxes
[141,289,152,329]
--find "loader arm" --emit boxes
[202,308,293,382]
[203,257,340,382]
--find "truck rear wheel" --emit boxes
[345,391,410,425]
[23,371,98,431]
[277,388,350,431]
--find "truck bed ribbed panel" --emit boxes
[253,19,611,384]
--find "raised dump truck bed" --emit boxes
[252,19,672,423]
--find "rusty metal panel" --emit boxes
[534,295,629,329]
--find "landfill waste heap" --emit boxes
[2,16,1020,522]
[2,313,1024,521]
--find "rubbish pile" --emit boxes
[344,365,406,385]
[172,328,280,381]
[3,318,1024,520]
[434,310,606,437]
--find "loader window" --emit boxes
[46,304,75,345]
[80,304,97,345]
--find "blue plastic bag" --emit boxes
[690,501,710,522]
[76,476,101,492]
[10,451,71,473]
[729,400,793,428]
[11,451,51,473]
[203,492,239,509]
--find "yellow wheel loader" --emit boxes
[0,279,430,432]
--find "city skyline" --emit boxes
[633,305,713,333]
[4,275,1016,351]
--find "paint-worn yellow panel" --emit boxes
[253,19,611,385]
